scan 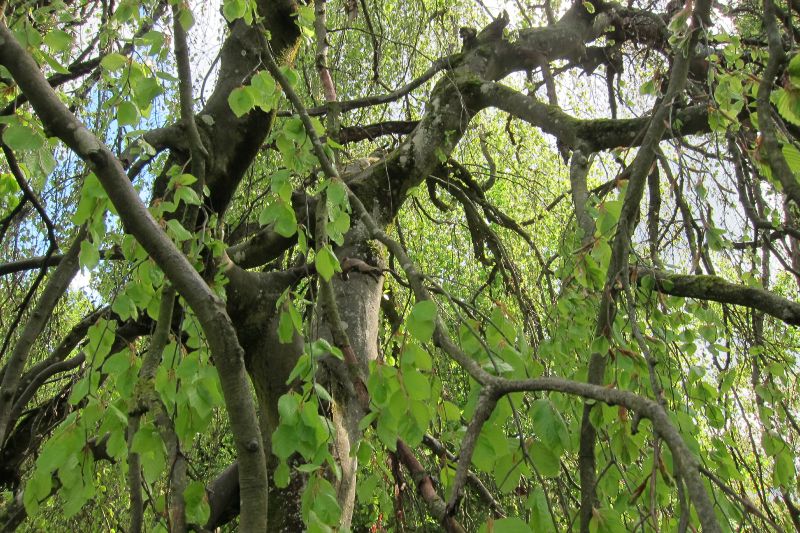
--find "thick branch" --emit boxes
[638,267,800,326]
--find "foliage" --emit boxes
[0,0,800,532]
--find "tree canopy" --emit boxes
[1,0,800,531]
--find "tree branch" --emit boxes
[637,267,800,326]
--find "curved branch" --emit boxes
[493,376,721,533]
[0,21,269,531]
[337,120,418,143]
[1,144,57,252]
[280,53,459,117]
[483,82,709,151]
[422,434,505,517]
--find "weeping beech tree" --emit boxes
[1,0,800,530]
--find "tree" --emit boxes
[1,0,800,530]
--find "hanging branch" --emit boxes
[130,9,211,530]
[358,0,381,82]
[576,0,711,527]
[422,433,506,517]
[1,145,57,252]
[7,306,108,424]
[0,227,85,444]
[0,144,66,366]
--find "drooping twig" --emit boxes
[358,0,381,82]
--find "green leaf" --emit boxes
[258,199,297,236]
[402,343,432,371]
[528,440,560,477]
[131,424,166,484]
[472,425,504,472]
[326,209,350,246]
[788,53,800,87]
[166,219,193,242]
[105,347,134,373]
[284,117,307,142]
[439,400,461,423]
[3,122,44,151]
[530,399,570,454]
[69,372,100,404]
[113,0,136,22]
[528,487,556,532]
[23,470,52,515]
[117,101,139,126]
[356,473,380,503]
[783,143,800,174]
[278,307,296,343]
[302,477,341,527]
[403,369,431,401]
[772,88,800,126]
[132,77,163,109]
[111,292,137,321]
[44,29,72,52]
[274,460,290,488]
[184,481,210,524]
[222,0,247,21]
[313,382,333,403]
[376,410,398,450]
[272,424,298,460]
[178,7,195,30]
[589,507,626,533]
[280,66,300,88]
[309,338,343,360]
[286,353,311,384]
[596,200,622,235]
[228,86,256,117]
[407,300,437,342]
[60,457,95,517]
[315,245,341,282]
[175,186,201,206]
[251,71,277,111]
[79,240,100,270]
[100,52,128,71]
